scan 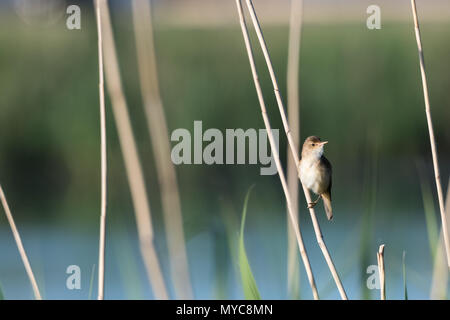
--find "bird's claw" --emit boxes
[307,195,322,209]
[307,202,317,209]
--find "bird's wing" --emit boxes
[321,156,332,200]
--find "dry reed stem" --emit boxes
[131,0,192,299]
[377,244,385,300]
[235,0,319,300]
[98,0,168,299]
[286,0,303,299]
[430,177,450,299]
[0,185,42,300]
[410,0,450,269]
[244,0,347,299]
[95,0,108,300]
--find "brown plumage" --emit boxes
[298,136,333,220]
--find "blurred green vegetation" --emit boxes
[238,185,261,300]
[0,10,449,240]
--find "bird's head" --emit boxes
[301,136,328,159]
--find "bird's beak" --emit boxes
[320,141,328,145]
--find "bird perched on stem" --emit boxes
[298,136,333,220]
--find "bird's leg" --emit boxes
[307,195,322,209]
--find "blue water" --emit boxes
[0,213,447,300]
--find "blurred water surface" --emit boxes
[0,211,445,300]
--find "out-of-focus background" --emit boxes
[0,0,449,299]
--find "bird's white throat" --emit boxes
[303,146,324,161]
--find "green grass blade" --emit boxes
[88,264,96,300]
[0,282,4,300]
[417,162,439,260]
[402,251,408,300]
[238,185,261,300]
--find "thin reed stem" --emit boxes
[410,0,450,269]
[0,185,42,300]
[131,0,192,299]
[235,0,319,300]
[377,244,385,300]
[98,0,168,299]
[286,0,303,300]
[95,0,108,300]
[244,0,347,299]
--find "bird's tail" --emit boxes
[322,192,333,221]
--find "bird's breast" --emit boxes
[299,158,326,194]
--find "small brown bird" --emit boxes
[298,136,333,220]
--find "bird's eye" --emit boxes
[311,143,316,146]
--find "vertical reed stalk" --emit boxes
[377,244,385,300]
[95,0,108,300]
[244,0,347,299]
[98,0,168,299]
[286,0,303,300]
[131,0,192,299]
[0,185,42,300]
[402,251,408,300]
[235,0,319,300]
[410,0,450,269]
